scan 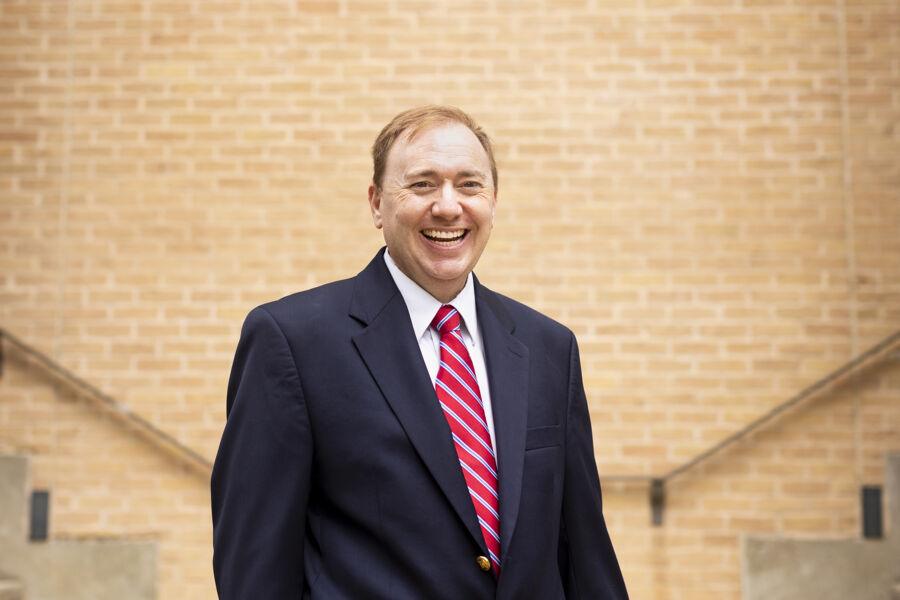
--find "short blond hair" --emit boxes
[371,105,498,190]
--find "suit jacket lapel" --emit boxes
[475,279,530,559]
[350,250,488,553]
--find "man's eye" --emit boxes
[410,181,433,189]
[461,181,482,189]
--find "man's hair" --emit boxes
[371,105,498,191]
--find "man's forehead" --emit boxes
[391,123,490,169]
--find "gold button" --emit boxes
[476,555,491,571]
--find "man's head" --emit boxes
[368,106,498,303]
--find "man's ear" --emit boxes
[368,183,383,229]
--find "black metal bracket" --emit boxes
[862,485,883,539]
[650,478,665,526]
[30,490,50,541]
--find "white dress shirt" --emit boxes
[383,249,498,454]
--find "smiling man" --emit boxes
[211,106,628,599]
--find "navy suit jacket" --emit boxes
[211,249,628,599]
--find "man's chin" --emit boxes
[407,264,468,298]
[422,260,473,283]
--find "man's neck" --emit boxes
[428,282,466,304]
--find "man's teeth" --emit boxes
[423,229,466,241]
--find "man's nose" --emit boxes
[432,181,463,219]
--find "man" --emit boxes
[211,105,628,599]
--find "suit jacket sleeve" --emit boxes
[559,333,629,599]
[211,306,312,599]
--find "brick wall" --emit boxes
[1,1,898,598]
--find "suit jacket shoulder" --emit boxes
[257,276,356,335]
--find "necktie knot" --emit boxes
[431,305,461,336]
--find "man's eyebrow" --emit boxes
[404,169,439,180]
[404,169,487,180]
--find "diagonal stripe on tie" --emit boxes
[436,379,491,433]
[452,432,498,479]
[439,360,484,408]
[458,455,499,500]
[431,304,501,578]
[439,340,479,383]
[437,400,495,458]
[442,336,480,388]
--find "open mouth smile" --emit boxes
[421,229,468,245]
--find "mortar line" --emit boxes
[50,0,76,492]
[55,0,74,362]
[835,0,862,491]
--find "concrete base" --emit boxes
[743,454,900,600]
[743,538,895,600]
[0,574,23,600]
[0,455,157,600]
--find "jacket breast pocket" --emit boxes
[525,424,562,451]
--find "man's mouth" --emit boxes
[421,229,467,244]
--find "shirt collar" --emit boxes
[383,249,479,342]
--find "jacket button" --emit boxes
[476,555,491,572]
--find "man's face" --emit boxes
[368,122,497,302]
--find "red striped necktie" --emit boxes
[431,304,501,577]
